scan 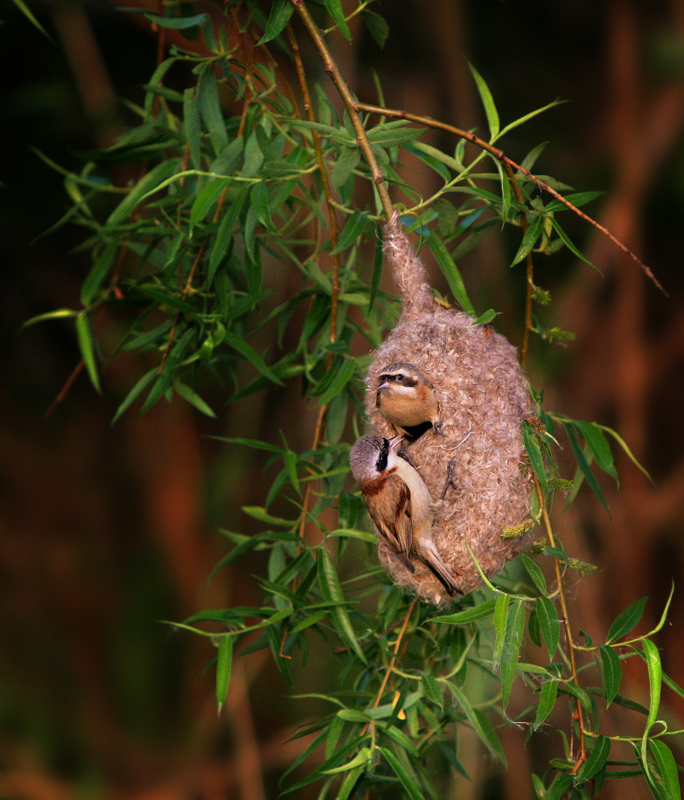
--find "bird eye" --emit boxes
[396,374,405,382]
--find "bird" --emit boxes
[374,362,443,437]
[349,434,461,596]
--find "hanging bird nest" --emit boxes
[362,215,535,605]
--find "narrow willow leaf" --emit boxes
[430,597,497,625]
[425,232,476,316]
[198,67,228,155]
[75,311,101,393]
[215,635,233,713]
[575,420,618,483]
[535,595,560,659]
[469,62,500,141]
[547,774,574,800]
[598,424,653,482]
[379,747,423,800]
[522,553,547,594]
[366,123,425,147]
[209,184,250,283]
[323,0,351,40]
[599,645,622,706]
[333,209,369,253]
[534,679,558,728]
[361,8,389,48]
[184,88,202,169]
[331,146,360,189]
[500,600,525,709]
[336,763,365,800]
[112,366,157,424]
[606,596,648,644]
[411,140,464,173]
[494,158,512,219]
[144,11,208,28]
[81,239,118,305]
[223,329,284,386]
[562,681,593,714]
[493,594,510,669]
[315,358,357,406]
[174,380,216,418]
[22,308,79,328]
[563,421,610,515]
[12,0,52,38]
[258,0,294,44]
[498,99,567,139]
[189,178,227,235]
[650,740,681,800]
[467,703,506,765]
[511,214,546,268]
[522,422,547,497]
[107,159,179,225]
[550,217,596,268]
[317,551,367,664]
[576,735,611,782]
[141,328,195,414]
[251,180,273,230]
[643,638,662,732]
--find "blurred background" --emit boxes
[1,0,684,797]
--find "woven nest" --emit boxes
[361,216,535,605]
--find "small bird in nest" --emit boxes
[375,362,443,438]
[349,434,461,596]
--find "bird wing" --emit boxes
[367,475,414,571]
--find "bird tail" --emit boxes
[419,541,462,596]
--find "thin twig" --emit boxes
[534,473,586,770]
[356,102,667,296]
[290,0,394,220]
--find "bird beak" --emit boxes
[387,434,404,451]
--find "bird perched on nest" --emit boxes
[349,434,460,597]
[375,362,443,439]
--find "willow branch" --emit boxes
[356,102,666,297]
[534,474,586,769]
[290,0,394,220]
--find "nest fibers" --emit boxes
[362,216,535,604]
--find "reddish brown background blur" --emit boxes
[2,1,684,798]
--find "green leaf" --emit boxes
[606,596,648,644]
[449,683,507,765]
[331,146,360,190]
[75,311,101,393]
[379,747,423,800]
[332,209,370,253]
[498,99,567,140]
[650,739,681,800]
[258,0,294,44]
[317,550,367,664]
[500,599,525,709]
[563,421,610,515]
[144,12,208,28]
[642,638,662,732]
[535,596,560,659]
[107,159,180,225]
[493,594,510,669]
[522,553,547,594]
[576,735,611,782]
[367,123,425,147]
[315,358,357,406]
[189,178,228,235]
[81,239,118,305]
[361,9,389,48]
[209,183,250,282]
[184,89,202,169]
[174,380,216,418]
[599,645,622,707]
[111,367,157,424]
[323,0,352,40]
[215,635,233,713]
[12,0,52,38]
[411,140,464,174]
[198,67,228,155]
[575,420,618,483]
[534,679,558,728]
[469,62,500,141]
[223,328,284,386]
[550,217,596,268]
[425,232,475,316]
[430,597,497,624]
[522,421,547,497]
[510,214,546,268]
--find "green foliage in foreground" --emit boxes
[29,0,682,797]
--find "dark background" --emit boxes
[2,0,684,797]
